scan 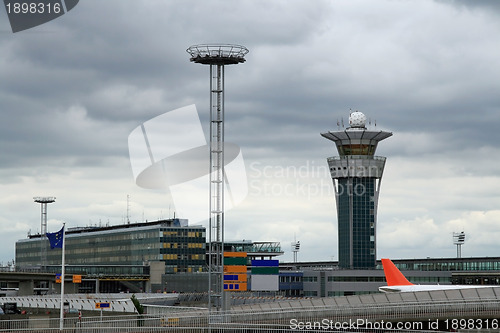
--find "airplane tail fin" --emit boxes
[381,258,413,286]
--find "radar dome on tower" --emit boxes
[349,111,367,128]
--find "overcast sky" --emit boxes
[1,0,500,265]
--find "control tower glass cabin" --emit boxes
[321,111,392,269]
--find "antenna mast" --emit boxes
[127,194,130,224]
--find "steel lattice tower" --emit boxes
[187,44,248,312]
[34,196,56,269]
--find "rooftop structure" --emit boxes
[225,241,283,259]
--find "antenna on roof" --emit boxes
[291,234,300,263]
[126,194,130,224]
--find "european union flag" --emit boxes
[46,226,64,249]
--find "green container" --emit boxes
[224,257,247,266]
[251,267,279,275]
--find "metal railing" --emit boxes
[327,155,387,162]
[2,297,500,332]
[186,44,249,60]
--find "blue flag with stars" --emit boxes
[46,226,64,249]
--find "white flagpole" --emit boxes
[59,223,66,331]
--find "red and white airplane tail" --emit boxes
[381,258,413,287]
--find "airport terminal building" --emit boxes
[16,219,206,275]
[13,219,286,294]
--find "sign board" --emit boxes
[2,303,19,314]
[72,275,82,283]
[95,302,110,309]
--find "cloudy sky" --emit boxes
[1,0,499,265]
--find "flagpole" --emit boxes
[59,223,66,331]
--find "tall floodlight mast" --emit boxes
[34,196,56,269]
[187,44,248,313]
[453,231,466,258]
[291,240,300,263]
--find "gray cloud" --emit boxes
[0,0,499,263]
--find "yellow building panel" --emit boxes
[224,251,247,258]
[224,265,247,273]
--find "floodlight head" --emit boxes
[187,44,248,65]
[453,231,466,245]
[34,197,56,204]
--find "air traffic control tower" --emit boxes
[321,111,392,269]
